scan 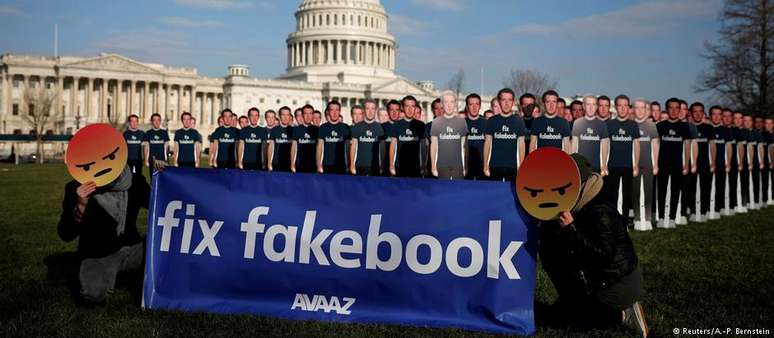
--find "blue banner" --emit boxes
[142,168,538,335]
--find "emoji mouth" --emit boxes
[94,168,112,178]
[538,202,559,208]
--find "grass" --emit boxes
[0,163,772,337]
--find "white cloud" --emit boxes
[173,0,253,10]
[0,5,23,16]
[158,16,223,28]
[410,0,463,11]
[389,14,429,35]
[511,0,722,38]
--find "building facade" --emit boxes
[0,0,492,156]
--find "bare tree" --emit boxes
[20,84,61,164]
[446,68,466,107]
[503,69,559,98]
[697,0,774,115]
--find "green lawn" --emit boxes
[1,163,772,337]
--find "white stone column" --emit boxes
[116,80,124,122]
[68,77,76,119]
[85,78,92,122]
[143,82,150,117]
[1,73,9,119]
[343,40,348,64]
[177,85,182,115]
[165,84,171,119]
[128,80,135,117]
[301,41,306,66]
[100,79,107,122]
[189,87,195,115]
[355,41,361,65]
[210,93,216,124]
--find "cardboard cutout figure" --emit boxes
[516,147,581,220]
[66,124,128,187]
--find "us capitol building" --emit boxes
[0,0,485,144]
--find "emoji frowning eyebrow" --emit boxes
[523,186,544,197]
[75,161,96,169]
[102,147,119,160]
[551,182,573,192]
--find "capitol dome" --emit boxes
[280,0,397,84]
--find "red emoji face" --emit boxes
[516,147,581,220]
[66,124,128,186]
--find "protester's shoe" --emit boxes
[622,302,649,338]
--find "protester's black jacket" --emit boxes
[57,175,149,258]
[539,196,638,297]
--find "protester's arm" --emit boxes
[57,182,94,242]
[571,136,579,154]
[483,135,492,176]
[267,140,275,171]
[430,136,438,177]
[651,138,660,175]
[691,139,699,173]
[529,135,537,153]
[747,143,754,169]
[316,139,324,173]
[143,141,150,167]
[633,139,640,176]
[173,142,179,166]
[560,208,616,262]
[290,141,298,173]
[517,136,526,169]
[759,144,765,169]
[211,140,219,168]
[683,140,690,174]
[709,140,717,172]
[349,139,357,174]
[389,138,397,176]
[195,142,201,168]
[600,138,610,176]
[462,136,468,177]
[237,140,245,169]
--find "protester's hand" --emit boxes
[558,211,574,228]
[152,157,168,172]
[350,166,357,175]
[76,181,97,209]
[212,162,218,168]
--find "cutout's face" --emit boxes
[516,147,581,220]
[66,124,127,186]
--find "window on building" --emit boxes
[13,79,19,88]
[29,129,37,135]
[45,129,54,135]
[293,100,297,105]
[28,104,34,115]
[12,129,22,135]
[260,98,265,103]
[12,103,18,115]
[276,99,281,104]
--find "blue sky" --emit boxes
[0,0,723,103]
